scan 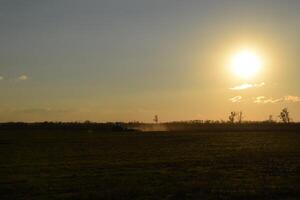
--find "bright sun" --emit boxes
[231,49,262,79]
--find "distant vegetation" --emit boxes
[0,121,129,132]
[0,108,298,132]
[1,121,300,133]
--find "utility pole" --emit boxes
[238,111,243,123]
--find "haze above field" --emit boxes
[1,0,300,122]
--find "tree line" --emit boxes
[0,108,297,132]
[228,108,292,124]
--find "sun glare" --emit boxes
[231,49,262,79]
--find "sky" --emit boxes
[1,0,300,122]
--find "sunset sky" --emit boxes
[1,0,300,122]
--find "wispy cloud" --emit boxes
[229,96,242,103]
[230,95,300,104]
[0,76,3,80]
[18,75,28,81]
[253,95,300,104]
[284,95,300,102]
[253,96,283,104]
[230,82,265,90]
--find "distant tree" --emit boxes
[279,108,290,123]
[268,115,274,123]
[229,112,237,123]
[153,115,159,123]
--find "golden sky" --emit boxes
[1,0,300,122]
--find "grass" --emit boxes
[0,130,299,199]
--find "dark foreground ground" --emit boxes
[0,130,299,200]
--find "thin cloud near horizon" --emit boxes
[254,95,300,104]
[230,95,300,104]
[253,96,283,104]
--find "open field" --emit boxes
[0,130,299,199]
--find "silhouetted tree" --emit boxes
[153,115,159,123]
[229,112,237,123]
[279,108,290,123]
[268,115,274,123]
